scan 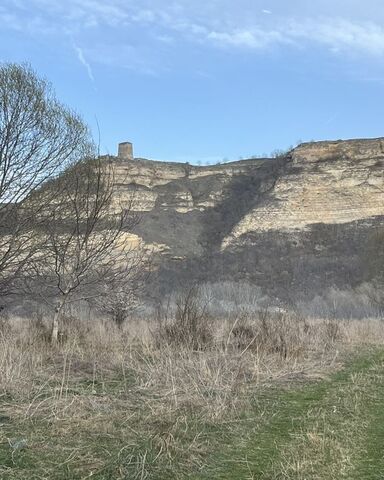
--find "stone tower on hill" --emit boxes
[118,142,134,160]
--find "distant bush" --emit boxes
[198,281,270,316]
[297,287,383,320]
[155,286,213,350]
[228,310,310,360]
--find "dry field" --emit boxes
[0,309,384,479]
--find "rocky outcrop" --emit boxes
[106,137,384,300]
[222,139,384,248]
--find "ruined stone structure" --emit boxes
[118,141,134,160]
[109,137,384,300]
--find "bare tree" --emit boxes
[0,63,92,292]
[93,254,150,328]
[28,157,143,342]
[360,226,384,309]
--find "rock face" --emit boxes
[106,137,384,300]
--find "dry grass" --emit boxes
[1,312,384,416]
[0,310,383,478]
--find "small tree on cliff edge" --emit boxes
[26,156,142,343]
[0,63,92,293]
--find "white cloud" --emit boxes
[132,9,156,23]
[203,18,384,56]
[207,29,286,49]
[286,18,384,55]
[154,34,175,44]
[3,0,384,69]
[60,0,129,27]
[74,45,95,82]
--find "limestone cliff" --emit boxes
[107,137,384,300]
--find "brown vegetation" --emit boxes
[1,306,382,413]
[0,303,383,478]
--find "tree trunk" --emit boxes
[51,299,65,344]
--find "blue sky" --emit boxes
[1,0,384,163]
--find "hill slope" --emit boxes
[107,137,384,300]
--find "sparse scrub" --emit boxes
[198,281,269,315]
[0,305,383,478]
[155,286,213,350]
[297,286,383,320]
[228,309,311,360]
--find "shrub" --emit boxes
[228,310,309,359]
[155,286,213,350]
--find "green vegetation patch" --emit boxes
[193,348,384,479]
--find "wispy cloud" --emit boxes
[287,18,384,56]
[132,9,157,24]
[200,18,384,56]
[73,44,95,83]
[3,0,384,73]
[207,29,287,49]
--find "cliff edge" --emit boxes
[107,137,384,299]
